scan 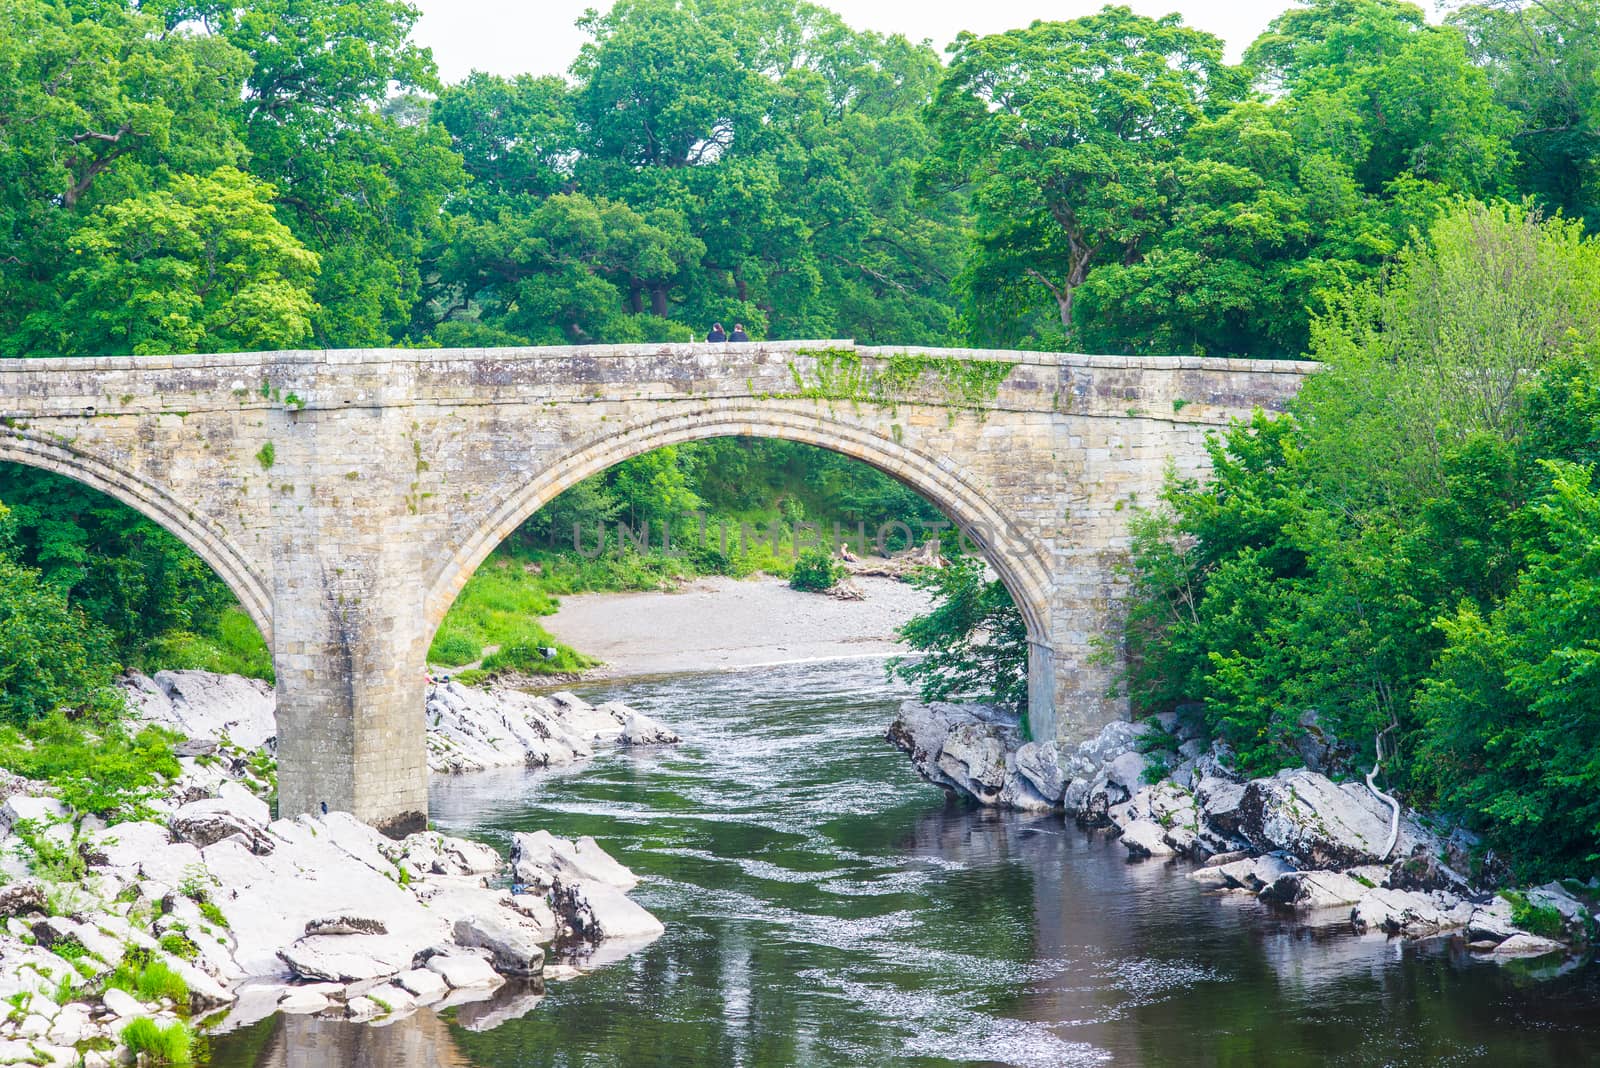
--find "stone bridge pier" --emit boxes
[0,342,1312,833]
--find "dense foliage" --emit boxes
[1122,204,1600,878]
[1,0,1598,872]
[889,555,1030,722]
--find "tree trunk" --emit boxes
[650,284,668,318]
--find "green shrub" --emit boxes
[1504,892,1568,940]
[106,950,190,1004]
[476,632,598,678]
[158,932,199,962]
[888,554,1030,721]
[788,548,842,592]
[0,552,117,724]
[0,710,180,821]
[427,628,481,667]
[138,608,274,683]
[121,1016,195,1066]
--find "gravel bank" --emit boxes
[541,574,931,679]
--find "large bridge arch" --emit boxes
[421,405,1062,734]
[0,430,274,643]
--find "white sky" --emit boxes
[410,1,1439,85]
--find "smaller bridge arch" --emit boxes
[0,432,274,643]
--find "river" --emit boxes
[208,660,1600,1067]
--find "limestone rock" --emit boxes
[511,831,639,892]
[170,799,274,855]
[424,953,503,990]
[1013,742,1067,804]
[277,935,410,983]
[0,794,67,835]
[452,915,545,977]
[1492,933,1566,957]
[1120,819,1177,858]
[1232,769,1438,870]
[124,670,277,752]
[548,878,666,948]
[100,988,142,1019]
[391,968,449,1003]
[618,709,680,747]
[1350,888,1464,936]
[1259,870,1371,910]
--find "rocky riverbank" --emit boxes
[889,701,1598,969]
[0,671,679,1066]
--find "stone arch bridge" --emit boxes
[0,342,1312,833]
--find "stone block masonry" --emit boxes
[0,341,1313,832]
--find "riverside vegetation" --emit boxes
[1,0,1600,1039]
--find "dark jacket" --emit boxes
[708,327,727,342]
[729,328,749,342]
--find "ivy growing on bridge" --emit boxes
[784,348,1013,418]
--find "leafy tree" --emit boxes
[187,0,466,346]
[1416,461,1600,879]
[0,502,117,724]
[0,465,241,666]
[23,166,319,355]
[889,555,1029,718]
[1121,202,1600,790]
[1452,0,1600,228]
[924,6,1245,346]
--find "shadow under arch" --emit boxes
[0,431,274,643]
[423,406,1055,652]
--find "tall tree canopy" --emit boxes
[924,6,1244,346]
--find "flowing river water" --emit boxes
[209,660,1600,1067]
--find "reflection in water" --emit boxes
[210,661,1600,1067]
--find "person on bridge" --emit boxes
[729,323,750,342]
[707,323,727,342]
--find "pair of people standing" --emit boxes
[707,322,749,342]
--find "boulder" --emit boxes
[100,988,143,1019]
[1388,847,1470,894]
[277,935,410,983]
[1350,888,1464,936]
[886,700,1024,806]
[124,670,277,752]
[1492,933,1567,957]
[424,953,503,990]
[1103,751,1149,795]
[548,878,666,947]
[1120,819,1177,858]
[618,709,680,747]
[391,968,449,1003]
[1259,870,1371,909]
[452,915,545,977]
[170,799,274,855]
[1195,854,1296,893]
[936,723,1009,804]
[1013,742,1067,804]
[511,831,639,891]
[216,781,271,828]
[1232,769,1436,870]
[0,794,67,835]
